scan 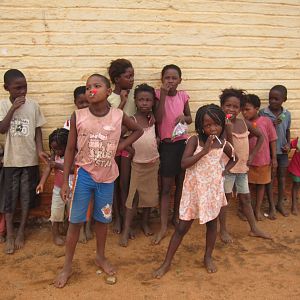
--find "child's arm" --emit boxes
[117,113,143,153]
[35,127,50,164]
[154,84,170,124]
[60,112,77,202]
[118,89,129,110]
[0,97,25,134]
[175,102,192,125]
[282,129,291,153]
[181,135,214,169]
[245,120,264,165]
[270,140,277,174]
[36,164,51,194]
[222,142,238,175]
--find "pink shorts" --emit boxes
[115,150,130,158]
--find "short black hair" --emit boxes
[219,88,246,107]
[73,86,86,102]
[108,59,133,84]
[134,83,156,100]
[270,85,287,100]
[161,64,182,78]
[245,94,261,108]
[195,104,225,143]
[4,69,25,85]
[49,128,69,151]
[88,74,111,88]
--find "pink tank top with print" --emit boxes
[230,120,249,173]
[75,107,123,183]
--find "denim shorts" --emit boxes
[69,167,114,224]
[224,173,249,194]
[277,154,289,168]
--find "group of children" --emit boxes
[0,60,299,288]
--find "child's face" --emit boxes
[75,94,89,109]
[50,141,65,157]
[242,103,259,121]
[86,76,112,104]
[115,67,134,90]
[269,89,285,111]
[4,77,27,101]
[161,68,181,92]
[221,96,241,118]
[135,91,154,113]
[203,113,223,137]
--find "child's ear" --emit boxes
[179,78,182,84]
[3,84,8,91]
[107,88,112,97]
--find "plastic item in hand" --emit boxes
[279,113,285,121]
[172,122,188,140]
[226,113,233,120]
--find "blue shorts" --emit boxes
[277,154,289,168]
[69,167,114,224]
[224,173,249,194]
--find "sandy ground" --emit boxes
[1,199,300,300]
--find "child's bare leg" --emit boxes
[5,213,14,254]
[78,224,87,243]
[291,182,299,215]
[52,222,65,246]
[112,162,122,234]
[173,171,185,226]
[142,208,153,236]
[254,184,265,221]
[276,167,289,216]
[237,194,247,221]
[85,218,93,240]
[265,181,276,219]
[54,222,82,288]
[153,220,193,278]
[204,218,218,273]
[0,214,5,242]
[15,200,29,250]
[154,177,173,244]
[239,193,271,239]
[95,221,116,275]
[119,206,136,247]
[219,193,233,243]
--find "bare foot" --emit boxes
[53,268,72,288]
[53,235,65,246]
[142,223,153,236]
[15,231,25,250]
[112,218,122,234]
[0,235,5,243]
[153,263,170,279]
[153,229,167,245]
[220,230,233,243]
[5,237,14,254]
[276,205,289,217]
[249,228,272,240]
[291,206,298,216]
[268,209,277,220]
[129,229,135,240]
[237,210,247,221]
[78,227,87,244]
[204,256,217,273]
[119,232,129,247]
[95,256,116,275]
[255,210,264,221]
[85,226,93,240]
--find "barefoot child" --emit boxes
[0,144,5,243]
[242,94,278,220]
[288,138,300,215]
[154,64,192,244]
[119,84,159,247]
[260,85,291,217]
[107,59,136,234]
[154,104,236,278]
[54,74,143,288]
[219,88,271,243]
[0,69,48,254]
[36,128,71,246]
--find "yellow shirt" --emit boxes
[108,91,136,116]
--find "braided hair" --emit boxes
[195,104,225,143]
[48,128,69,152]
[219,88,246,107]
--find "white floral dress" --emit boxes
[179,138,228,224]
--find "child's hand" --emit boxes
[272,118,282,127]
[120,89,129,104]
[12,96,26,110]
[203,135,214,154]
[49,159,56,169]
[247,154,254,166]
[175,114,186,125]
[148,112,155,126]
[281,143,290,153]
[271,159,278,174]
[36,184,44,194]
[161,82,171,94]
[39,151,50,164]
[116,138,126,153]
[125,145,135,159]
[60,182,70,203]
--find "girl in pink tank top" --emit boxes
[219,88,271,244]
[119,84,160,247]
[53,74,143,288]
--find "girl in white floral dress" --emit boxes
[154,104,236,278]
